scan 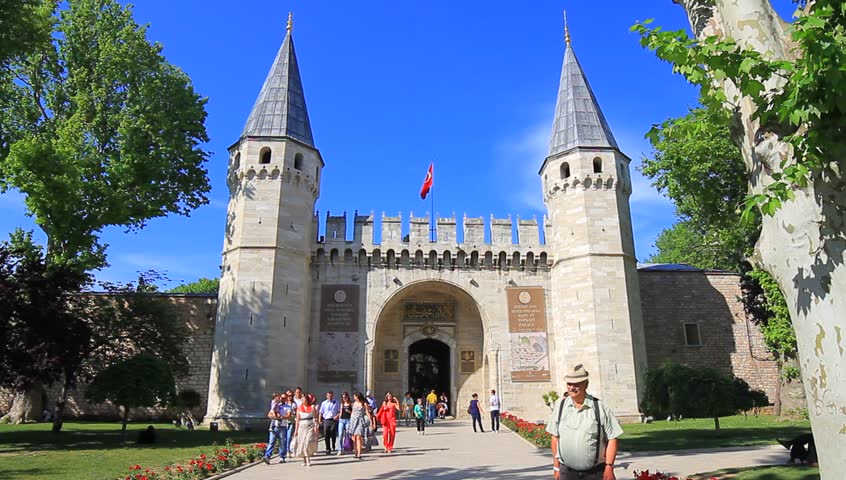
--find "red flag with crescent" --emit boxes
[420,163,433,199]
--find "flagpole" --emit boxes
[431,182,435,242]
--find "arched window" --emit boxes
[294,153,304,171]
[560,162,571,179]
[260,147,271,164]
[233,152,241,170]
[593,157,602,174]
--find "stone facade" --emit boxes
[197,21,784,429]
[0,295,216,420]
[639,269,780,401]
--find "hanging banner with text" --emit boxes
[318,285,359,383]
[506,287,550,382]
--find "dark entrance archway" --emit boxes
[408,338,450,411]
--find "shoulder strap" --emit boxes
[593,397,603,465]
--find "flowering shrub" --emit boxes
[121,441,266,480]
[634,470,719,480]
[500,412,552,448]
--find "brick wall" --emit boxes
[0,294,217,421]
[639,270,779,402]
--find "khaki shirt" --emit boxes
[545,394,623,471]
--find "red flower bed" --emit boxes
[500,411,552,448]
[634,471,719,480]
[121,442,265,480]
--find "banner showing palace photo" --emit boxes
[318,285,359,383]
[506,287,550,382]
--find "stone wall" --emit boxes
[0,294,216,421]
[638,269,779,403]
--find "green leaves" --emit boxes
[84,353,176,410]
[0,0,211,269]
[641,361,769,426]
[633,3,846,217]
[746,269,796,357]
[641,106,756,272]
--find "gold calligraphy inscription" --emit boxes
[404,303,454,322]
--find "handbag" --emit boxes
[342,432,353,451]
[289,435,299,452]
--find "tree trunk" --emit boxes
[51,379,70,433]
[0,388,43,424]
[714,416,720,431]
[774,359,783,417]
[674,1,846,478]
[121,406,130,441]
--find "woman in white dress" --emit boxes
[294,393,319,466]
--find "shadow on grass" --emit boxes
[0,427,259,454]
[619,425,812,452]
[690,465,820,480]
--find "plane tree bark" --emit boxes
[639,1,846,476]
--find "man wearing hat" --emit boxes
[547,364,622,480]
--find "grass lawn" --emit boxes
[0,422,262,480]
[691,465,820,480]
[619,415,811,452]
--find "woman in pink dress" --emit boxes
[378,392,401,453]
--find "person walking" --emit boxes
[284,390,296,455]
[336,392,353,456]
[349,392,372,459]
[293,386,305,408]
[426,389,438,425]
[401,392,414,427]
[468,393,485,432]
[319,391,340,455]
[378,392,400,453]
[413,398,426,435]
[262,393,291,464]
[546,364,623,480]
[489,389,501,433]
[294,393,319,467]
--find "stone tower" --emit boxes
[540,26,647,420]
[205,14,323,427]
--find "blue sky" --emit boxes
[0,1,797,288]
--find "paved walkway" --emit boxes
[228,420,787,480]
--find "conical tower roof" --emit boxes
[242,16,314,146]
[548,40,618,156]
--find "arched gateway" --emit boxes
[369,280,488,416]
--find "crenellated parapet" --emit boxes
[312,211,551,271]
[543,173,618,202]
[227,163,320,198]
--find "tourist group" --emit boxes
[261,387,503,466]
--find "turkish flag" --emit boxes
[419,163,433,199]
